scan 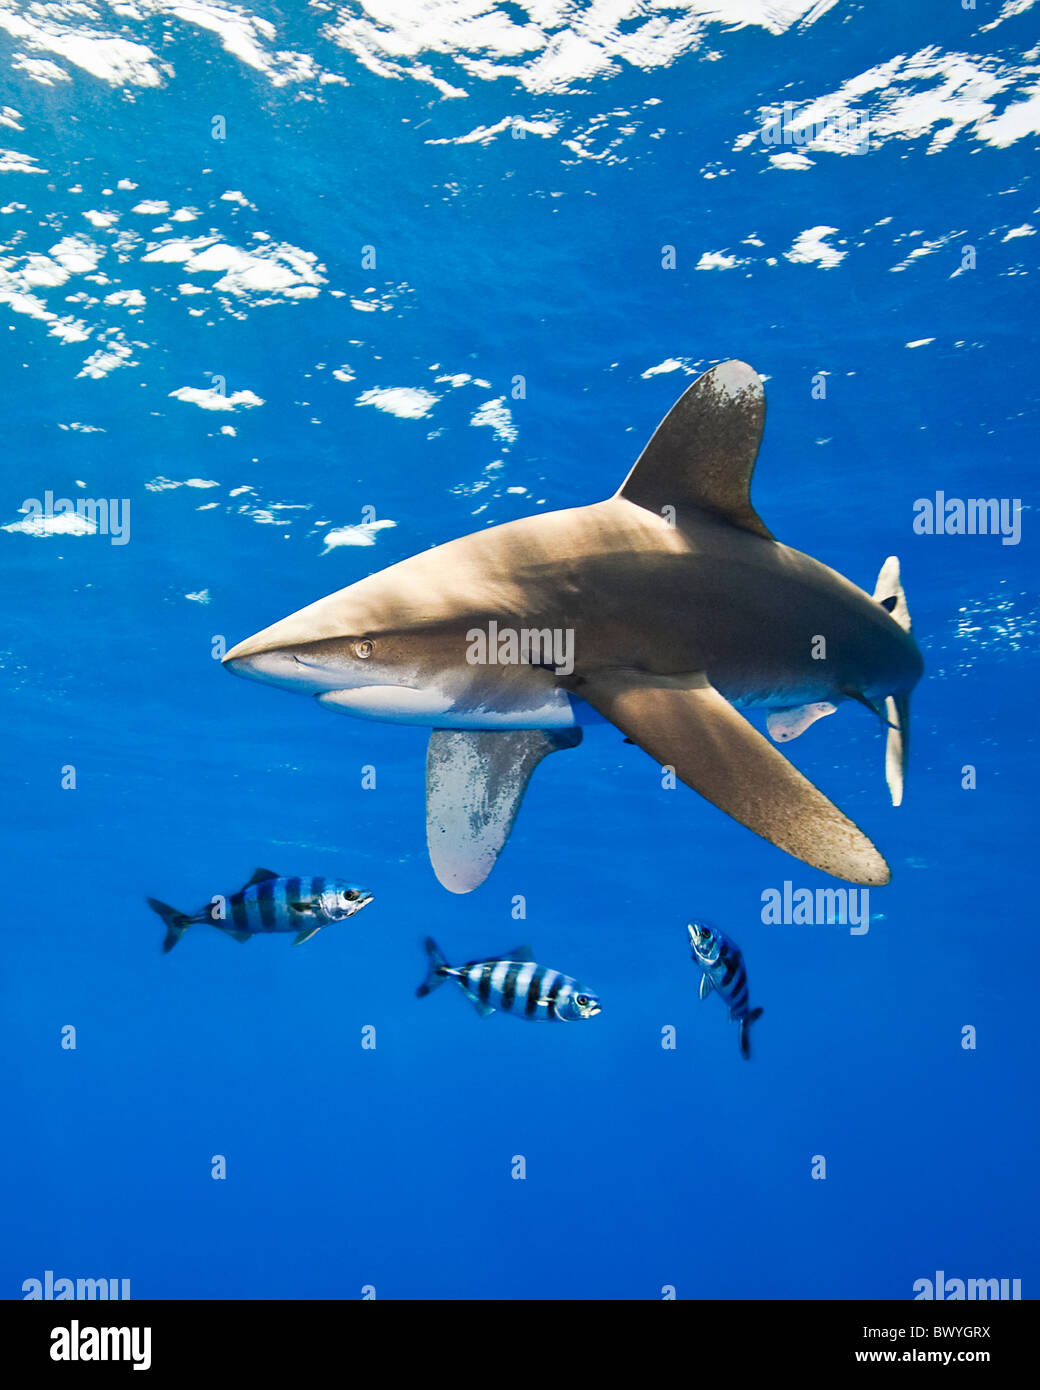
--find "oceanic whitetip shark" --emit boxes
[223,361,923,892]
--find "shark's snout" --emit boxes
[223,648,331,691]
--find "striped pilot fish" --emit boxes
[146,867,373,952]
[687,921,764,1059]
[417,938,601,1021]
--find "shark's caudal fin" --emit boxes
[617,360,774,539]
[569,668,890,885]
[873,556,912,807]
[426,727,583,893]
[146,897,191,954]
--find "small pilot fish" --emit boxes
[146,867,373,952]
[417,938,601,1021]
[687,921,763,1059]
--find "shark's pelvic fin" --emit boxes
[873,555,912,806]
[617,360,773,539]
[766,701,837,743]
[571,668,890,886]
[426,727,583,893]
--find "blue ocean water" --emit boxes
[1,1,1037,1301]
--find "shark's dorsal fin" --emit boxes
[245,867,279,888]
[426,728,582,893]
[618,360,773,539]
[498,945,534,962]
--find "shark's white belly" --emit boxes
[316,683,607,729]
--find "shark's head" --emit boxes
[687,921,721,965]
[222,547,575,729]
[558,984,602,1021]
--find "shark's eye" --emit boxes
[576,995,589,1007]
[354,639,374,659]
[344,889,359,901]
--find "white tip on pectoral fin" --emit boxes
[766,701,836,743]
[426,727,582,893]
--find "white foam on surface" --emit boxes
[696,250,742,270]
[169,386,264,411]
[76,330,137,379]
[3,509,96,538]
[785,224,846,268]
[356,386,439,420]
[321,518,397,554]
[641,358,699,378]
[143,235,326,298]
[0,147,47,174]
[470,397,517,445]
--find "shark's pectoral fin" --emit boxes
[617,360,773,539]
[426,727,583,893]
[571,668,890,886]
[766,701,837,743]
[699,973,714,1001]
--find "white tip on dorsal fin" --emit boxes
[618,360,773,539]
[873,555,911,632]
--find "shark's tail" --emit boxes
[146,897,192,954]
[873,556,912,808]
[739,1007,764,1060]
[416,936,451,997]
